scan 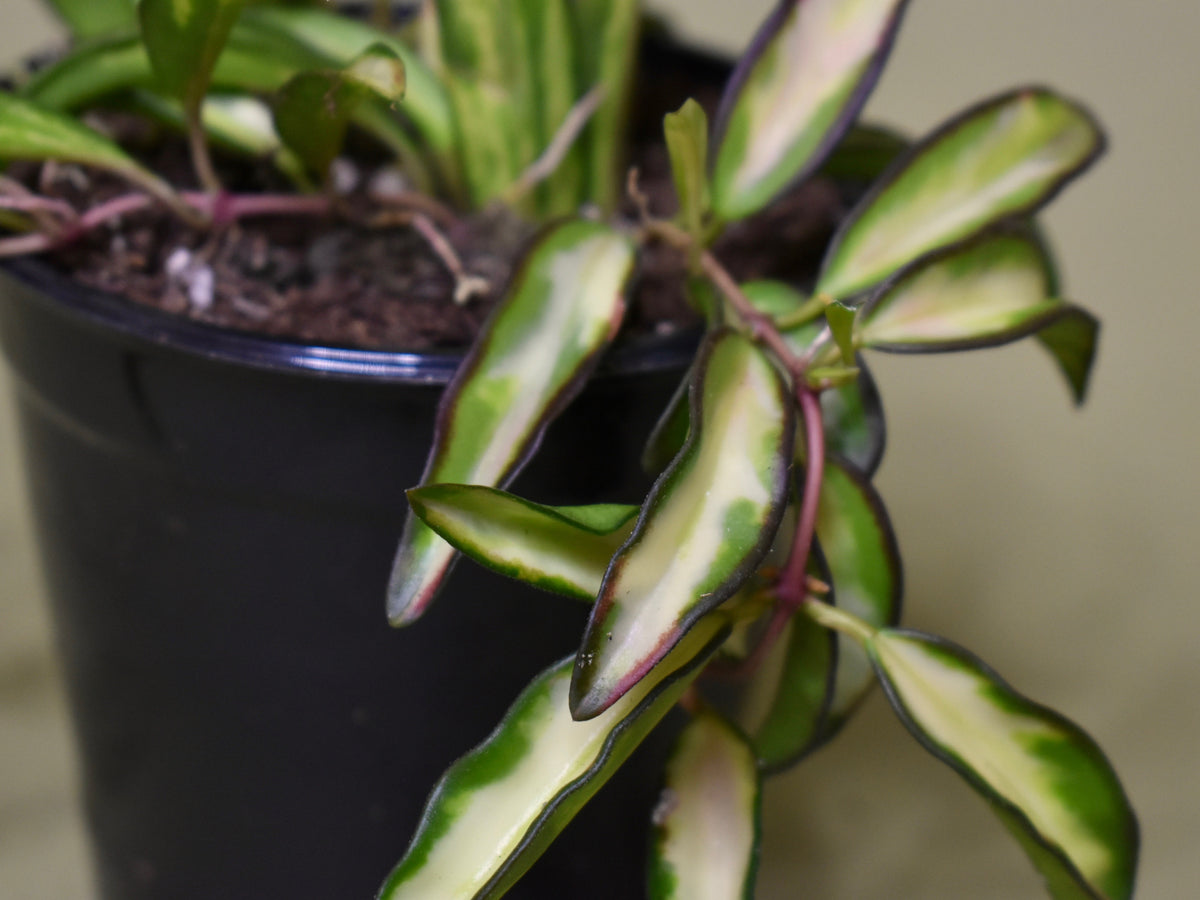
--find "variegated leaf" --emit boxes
[139,0,247,113]
[814,456,901,737]
[378,617,730,900]
[858,227,1100,402]
[817,87,1105,299]
[570,329,794,720]
[711,0,909,221]
[0,91,182,212]
[407,484,637,601]
[870,630,1138,900]
[569,0,640,211]
[649,712,761,899]
[388,220,633,625]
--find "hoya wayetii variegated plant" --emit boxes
[0,0,1135,897]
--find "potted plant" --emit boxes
[0,1,1138,898]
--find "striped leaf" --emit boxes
[388,220,634,625]
[407,484,637,601]
[814,456,902,736]
[568,0,640,211]
[711,0,909,221]
[138,0,247,114]
[570,330,794,720]
[0,91,181,212]
[649,712,761,900]
[818,88,1105,300]
[870,630,1138,900]
[378,617,730,900]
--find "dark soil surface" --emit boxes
[22,38,846,352]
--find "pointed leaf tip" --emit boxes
[571,329,794,719]
[871,630,1138,899]
[389,220,634,623]
[712,0,910,221]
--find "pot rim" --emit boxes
[0,254,700,385]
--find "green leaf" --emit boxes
[664,99,711,240]
[711,0,909,221]
[870,630,1138,900]
[568,0,640,211]
[825,299,858,365]
[649,712,761,900]
[138,0,247,114]
[407,484,637,601]
[514,0,585,215]
[241,6,454,155]
[44,0,135,39]
[0,91,180,210]
[1036,307,1100,406]
[820,357,886,476]
[571,329,794,720]
[378,617,731,900]
[736,591,836,773]
[641,363,694,477]
[819,122,910,183]
[814,456,901,737]
[274,47,406,178]
[818,88,1106,299]
[388,220,634,625]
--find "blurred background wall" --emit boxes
[1,1,1195,897]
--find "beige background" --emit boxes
[1,1,1195,897]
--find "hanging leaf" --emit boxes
[732,541,838,772]
[0,91,183,213]
[571,329,794,720]
[821,358,886,476]
[138,0,247,115]
[388,220,634,625]
[378,617,730,900]
[649,712,761,899]
[1035,307,1100,406]
[817,87,1105,300]
[813,456,901,738]
[273,47,406,178]
[43,0,135,39]
[407,484,637,601]
[711,0,910,221]
[664,98,711,240]
[869,630,1138,900]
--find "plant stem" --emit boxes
[187,105,224,196]
[504,86,605,206]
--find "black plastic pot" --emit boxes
[0,250,699,899]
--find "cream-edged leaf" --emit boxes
[388,220,633,624]
[711,0,909,221]
[571,329,794,719]
[378,617,730,900]
[871,630,1138,900]
[407,484,637,601]
[649,712,761,900]
[818,87,1105,299]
